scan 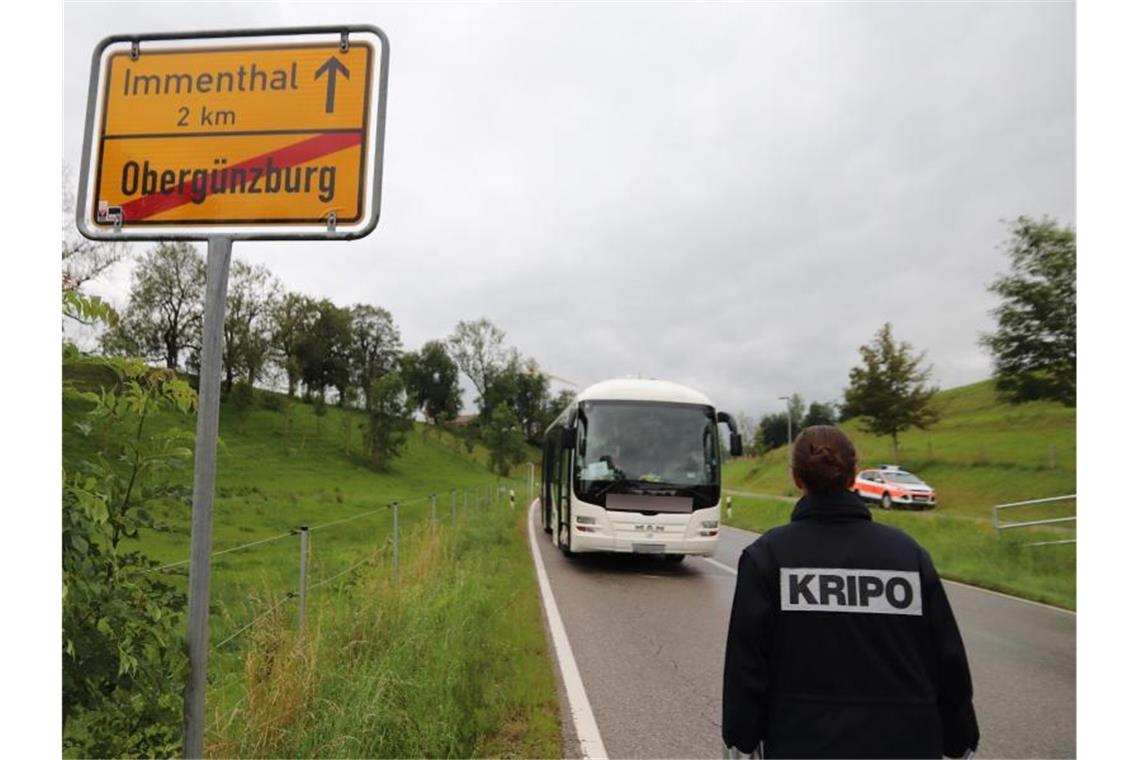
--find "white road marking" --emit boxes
[702,556,739,576]
[942,578,1076,615]
[527,499,609,760]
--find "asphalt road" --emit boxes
[531,502,1076,759]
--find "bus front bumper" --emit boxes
[571,527,720,557]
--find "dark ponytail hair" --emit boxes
[792,425,857,494]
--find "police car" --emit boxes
[853,465,937,510]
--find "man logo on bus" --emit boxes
[779,568,922,616]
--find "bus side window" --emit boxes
[560,446,572,507]
[543,440,554,509]
[540,444,547,509]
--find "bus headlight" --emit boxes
[576,516,597,524]
[700,520,718,529]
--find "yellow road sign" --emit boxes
[77,28,388,239]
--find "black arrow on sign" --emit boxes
[315,56,350,114]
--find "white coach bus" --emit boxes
[540,378,743,561]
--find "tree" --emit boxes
[843,323,940,457]
[979,216,1076,406]
[786,393,805,434]
[757,413,791,452]
[298,299,352,402]
[746,421,763,456]
[61,168,125,314]
[270,292,318,398]
[803,401,837,428]
[349,304,403,409]
[402,340,462,424]
[363,373,414,469]
[734,412,756,455]
[480,355,550,444]
[514,359,552,444]
[447,318,508,400]
[483,402,528,476]
[101,243,205,370]
[540,388,578,435]
[222,260,281,393]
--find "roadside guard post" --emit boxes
[75,25,390,760]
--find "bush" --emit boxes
[63,346,197,756]
[259,388,288,411]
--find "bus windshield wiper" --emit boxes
[633,483,710,498]
[588,477,635,499]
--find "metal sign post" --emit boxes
[182,237,232,759]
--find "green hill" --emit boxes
[725,378,1075,517]
[722,379,1076,609]
[62,369,557,757]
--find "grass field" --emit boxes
[724,379,1075,517]
[207,495,559,758]
[722,380,1076,609]
[725,494,1075,609]
[63,377,558,757]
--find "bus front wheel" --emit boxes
[557,512,574,557]
[665,554,685,564]
[559,525,575,557]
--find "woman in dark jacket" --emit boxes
[722,425,979,758]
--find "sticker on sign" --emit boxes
[76,26,389,241]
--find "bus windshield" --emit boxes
[575,401,719,492]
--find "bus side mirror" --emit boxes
[717,411,744,458]
[561,425,576,450]
[730,432,743,458]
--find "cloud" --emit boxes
[63,1,1074,418]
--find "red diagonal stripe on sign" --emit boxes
[119,131,364,221]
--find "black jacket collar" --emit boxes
[790,489,873,523]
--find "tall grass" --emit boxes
[207,494,561,758]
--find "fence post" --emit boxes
[510,488,516,510]
[431,493,438,532]
[726,496,733,520]
[298,526,309,639]
[392,502,400,584]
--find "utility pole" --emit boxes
[779,395,795,493]
[778,395,793,466]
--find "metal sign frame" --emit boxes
[75,25,389,241]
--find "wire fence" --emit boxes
[162,475,538,758]
[192,480,524,661]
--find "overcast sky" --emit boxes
[62,1,1075,420]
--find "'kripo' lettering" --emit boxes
[781,568,922,616]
